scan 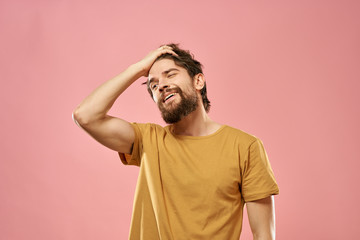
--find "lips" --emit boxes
[162,91,177,103]
[164,93,176,102]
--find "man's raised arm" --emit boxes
[72,46,177,154]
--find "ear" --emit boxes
[193,73,205,91]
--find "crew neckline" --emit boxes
[165,124,228,140]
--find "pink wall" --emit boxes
[1,0,359,239]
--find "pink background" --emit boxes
[1,0,359,239]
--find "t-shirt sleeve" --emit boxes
[240,138,279,202]
[118,123,143,167]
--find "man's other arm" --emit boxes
[72,46,177,154]
[246,196,276,240]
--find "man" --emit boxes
[73,44,279,240]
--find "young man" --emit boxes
[73,44,279,240]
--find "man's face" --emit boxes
[148,58,199,124]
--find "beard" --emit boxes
[157,86,198,124]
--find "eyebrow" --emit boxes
[147,68,180,85]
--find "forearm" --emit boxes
[73,63,145,124]
[253,233,275,240]
[252,222,275,240]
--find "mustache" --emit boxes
[160,87,181,99]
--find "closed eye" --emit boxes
[168,73,176,78]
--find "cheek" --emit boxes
[152,93,159,103]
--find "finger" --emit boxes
[161,49,178,56]
[169,50,178,56]
[157,46,177,55]
[158,45,172,50]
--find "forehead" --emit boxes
[148,58,184,77]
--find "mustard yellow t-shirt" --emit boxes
[119,123,279,240]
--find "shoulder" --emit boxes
[223,125,258,142]
[221,125,267,153]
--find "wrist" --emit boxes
[130,62,148,78]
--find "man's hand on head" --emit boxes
[136,45,178,77]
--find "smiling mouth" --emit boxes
[163,93,177,102]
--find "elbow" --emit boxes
[72,107,90,126]
[252,230,275,240]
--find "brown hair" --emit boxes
[143,43,211,112]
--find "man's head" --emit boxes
[144,43,211,123]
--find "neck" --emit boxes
[170,103,222,136]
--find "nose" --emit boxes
[158,83,170,92]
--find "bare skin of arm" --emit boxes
[246,196,276,240]
[72,46,177,154]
